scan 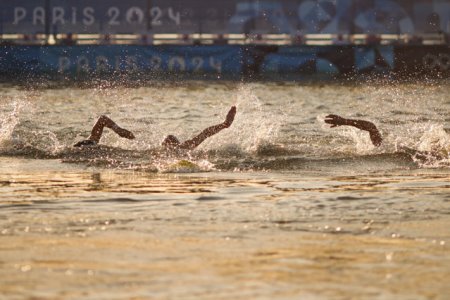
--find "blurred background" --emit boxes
[0,0,449,79]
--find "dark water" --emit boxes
[0,82,449,299]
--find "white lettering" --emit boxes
[423,53,450,71]
[96,56,110,73]
[77,56,90,73]
[115,56,122,70]
[52,7,65,25]
[150,7,162,26]
[83,7,94,26]
[58,57,71,73]
[149,56,162,71]
[71,7,77,25]
[168,57,186,71]
[209,57,222,73]
[11,5,185,29]
[168,7,180,25]
[192,57,203,72]
[126,7,144,24]
[12,5,184,28]
[33,7,45,26]
[13,7,27,25]
[125,56,138,72]
[107,7,120,26]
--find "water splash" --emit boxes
[30,130,65,155]
[1,83,449,171]
[415,123,450,153]
[412,123,450,168]
[222,84,282,153]
[0,100,27,148]
[160,159,215,173]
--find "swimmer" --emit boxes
[324,114,447,160]
[324,114,383,146]
[74,106,236,150]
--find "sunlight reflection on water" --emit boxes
[0,82,449,299]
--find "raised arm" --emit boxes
[74,115,135,147]
[325,114,383,146]
[178,106,236,150]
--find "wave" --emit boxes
[213,152,418,172]
[0,137,448,172]
[0,146,422,173]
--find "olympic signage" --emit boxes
[2,45,243,75]
[0,44,448,78]
[0,0,182,34]
[0,0,449,35]
[423,53,450,72]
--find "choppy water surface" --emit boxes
[1,81,450,299]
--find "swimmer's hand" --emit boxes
[325,114,347,127]
[73,139,97,147]
[325,114,383,147]
[223,106,236,128]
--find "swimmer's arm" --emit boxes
[325,114,383,147]
[179,106,236,150]
[74,115,135,147]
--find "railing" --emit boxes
[1,33,448,46]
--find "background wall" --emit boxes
[1,0,449,35]
[1,44,448,80]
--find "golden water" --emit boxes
[0,82,449,299]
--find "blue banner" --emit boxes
[354,46,395,73]
[1,45,243,75]
[0,44,448,78]
[260,47,341,75]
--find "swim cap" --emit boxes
[162,135,180,148]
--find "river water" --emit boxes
[0,81,449,299]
